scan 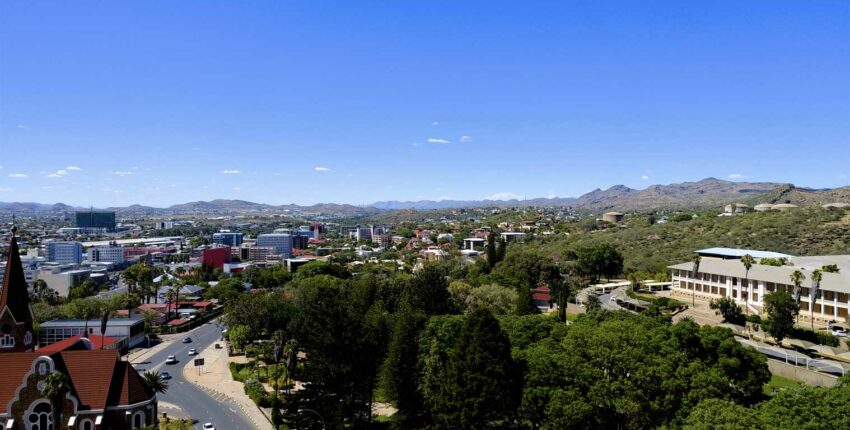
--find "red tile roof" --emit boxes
[38,334,120,353]
[0,350,153,411]
[168,319,189,326]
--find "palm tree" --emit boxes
[141,370,169,394]
[810,269,823,332]
[41,371,70,429]
[691,255,701,306]
[741,254,755,315]
[790,270,805,324]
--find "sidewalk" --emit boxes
[181,342,274,430]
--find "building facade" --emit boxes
[75,211,116,232]
[256,234,293,259]
[212,232,244,247]
[670,248,850,325]
[47,242,83,265]
[89,246,125,264]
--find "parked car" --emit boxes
[182,337,192,343]
[202,423,215,430]
[188,348,198,356]
[160,371,171,380]
[831,328,848,337]
[165,355,177,364]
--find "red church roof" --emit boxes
[38,334,120,353]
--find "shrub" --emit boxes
[244,379,271,407]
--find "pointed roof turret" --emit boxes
[1,226,34,323]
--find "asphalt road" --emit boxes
[133,322,256,430]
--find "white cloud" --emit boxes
[0,187,12,192]
[484,192,523,201]
[65,166,81,171]
[460,135,472,142]
[220,169,240,174]
[8,173,28,178]
[314,166,331,172]
[728,173,747,179]
[0,166,3,169]
[232,186,241,191]
[641,175,649,180]
[131,166,140,170]
[432,121,439,126]
[16,125,27,129]
[428,138,450,144]
[114,171,132,176]
[46,173,62,178]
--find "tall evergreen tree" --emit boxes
[514,287,540,316]
[496,237,507,264]
[431,309,522,429]
[486,231,497,269]
[379,295,428,427]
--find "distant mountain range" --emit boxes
[370,178,850,211]
[2,178,849,217]
[0,199,380,218]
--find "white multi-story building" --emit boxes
[669,248,850,325]
[256,233,293,259]
[89,245,125,263]
[46,241,83,264]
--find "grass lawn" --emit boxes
[762,374,802,397]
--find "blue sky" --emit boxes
[1,1,849,207]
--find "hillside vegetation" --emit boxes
[533,207,850,275]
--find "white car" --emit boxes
[188,348,198,356]
[202,423,215,430]
[832,329,848,338]
[165,355,177,364]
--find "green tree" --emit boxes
[429,308,522,429]
[228,324,252,349]
[741,254,755,314]
[379,296,428,427]
[709,296,744,325]
[584,294,601,313]
[41,371,70,429]
[30,279,59,305]
[466,284,518,315]
[683,399,764,430]
[763,290,799,343]
[68,278,97,300]
[691,254,701,306]
[486,232,497,269]
[142,370,170,394]
[573,244,623,283]
[810,269,822,332]
[790,269,805,324]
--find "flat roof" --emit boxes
[696,247,793,259]
[40,318,144,327]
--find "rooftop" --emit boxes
[696,247,793,259]
[40,318,144,328]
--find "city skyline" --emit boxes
[2,1,849,206]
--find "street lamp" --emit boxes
[298,409,326,430]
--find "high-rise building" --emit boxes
[47,241,83,264]
[292,232,310,250]
[212,232,244,247]
[75,210,116,232]
[256,233,293,259]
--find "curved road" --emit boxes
[134,322,256,430]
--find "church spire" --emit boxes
[0,224,35,351]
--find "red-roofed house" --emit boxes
[532,284,554,311]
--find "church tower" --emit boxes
[0,226,35,352]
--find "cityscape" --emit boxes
[2,2,850,430]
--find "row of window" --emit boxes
[25,402,146,430]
